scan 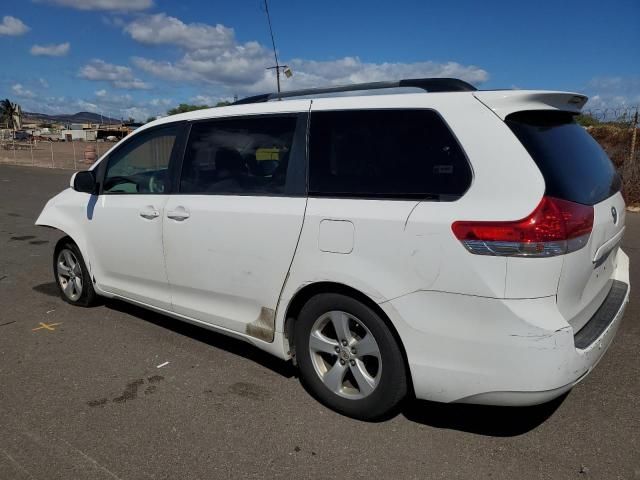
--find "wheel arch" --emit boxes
[283,281,414,395]
[37,223,93,281]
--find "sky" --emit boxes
[0,0,638,121]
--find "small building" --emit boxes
[60,129,97,141]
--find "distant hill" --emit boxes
[23,111,121,125]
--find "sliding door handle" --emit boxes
[139,207,160,220]
[167,206,190,221]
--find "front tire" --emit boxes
[295,293,407,420]
[53,238,97,307]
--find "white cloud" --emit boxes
[122,106,152,121]
[0,16,30,36]
[283,57,488,91]
[79,59,130,81]
[12,84,36,99]
[126,14,488,96]
[190,95,217,105]
[79,59,152,90]
[18,89,164,121]
[135,53,487,96]
[74,99,98,112]
[30,42,70,57]
[35,0,153,12]
[125,13,234,51]
[131,57,196,82]
[113,78,152,90]
[584,76,640,115]
[39,78,49,88]
[149,98,172,107]
[127,14,270,87]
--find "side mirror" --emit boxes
[72,170,97,194]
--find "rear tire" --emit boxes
[294,293,407,420]
[53,238,97,307]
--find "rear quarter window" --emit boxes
[308,109,471,200]
[506,111,621,205]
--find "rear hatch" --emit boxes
[505,110,625,333]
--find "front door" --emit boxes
[162,113,308,340]
[87,124,183,310]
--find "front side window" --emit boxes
[308,110,471,199]
[103,125,179,194]
[180,115,298,195]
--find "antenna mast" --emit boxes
[264,0,288,93]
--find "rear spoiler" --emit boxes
[473,90,588,120]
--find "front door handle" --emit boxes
[139,206,160,220]
[167,206,190,221]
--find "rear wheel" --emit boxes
[295,293,407,420]
[53,239,97,307]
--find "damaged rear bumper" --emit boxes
[381,250,630,406]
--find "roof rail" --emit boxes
[232,77,476,105]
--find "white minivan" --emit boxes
[37,78,630,420]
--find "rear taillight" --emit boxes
[452,196,593,257]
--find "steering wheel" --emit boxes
[104,176,138,192]
[148,174,165,193]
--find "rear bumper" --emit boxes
[574,280,628,349]
[382,249,630,406]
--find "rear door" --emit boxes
[506,111,625,332]
[162,112,308,340]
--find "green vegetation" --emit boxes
[167,101,232,116]
[575,113,600,127]
[167,103,210,116]
[0,98,22,130]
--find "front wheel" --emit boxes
[294,293,407,420]
[53,238,97,307]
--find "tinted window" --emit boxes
[104,126,178,194]
[308,110,471,199]
[180,115,298,195]
[506,111,621,205]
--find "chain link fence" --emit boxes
[0,139,114,170]
[582,106,639,206]
[582,106,639,125]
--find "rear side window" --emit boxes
[308,110,471,199]
[506,111,621,205]
[180,115,298,195]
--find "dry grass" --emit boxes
[587,126,639,206]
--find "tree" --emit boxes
[146,116,157,123]
[215,101,232,107]
[0,99,22,131]
[167,103,210,116]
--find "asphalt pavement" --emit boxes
[0,164,638,479]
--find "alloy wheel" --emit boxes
[56,248,83,302]
[308,310,382,399]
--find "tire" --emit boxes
[294,293,407,420]
[53,238,97,307]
